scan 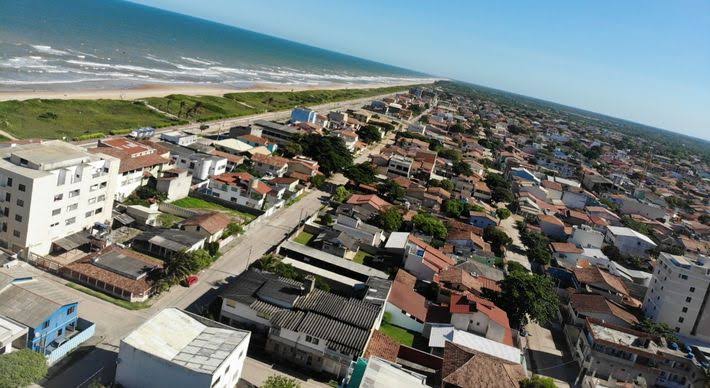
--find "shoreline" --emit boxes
[0,80,438,102]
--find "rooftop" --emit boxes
[122,308,249,375]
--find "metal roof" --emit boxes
[0,279,77,328]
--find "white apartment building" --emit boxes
[172,153,227,181]
[116,308,250,388]
[605,225,657,258]
[204,172,272,210]
[160,131,197,146]
[387,155,413,178]
[0,141,118,256]
[643,253,710,344]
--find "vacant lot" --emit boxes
[171,196,256,223]
[0,99,184,140]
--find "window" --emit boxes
[99,182,107,189]
[50,222,59,228]
[14,214,21,222]
[679,317,685,323]
[16,199,23,207]
[54,193,63,202]
[680,274,688,280]
[18,184,25,192]
[690,287,695,293]
[85,211,93,218]
[686,297,692,303]
[67,203,78,212]
[682,307,688,313]
[88,197,96,205]
[95,207,103,214]
[97,194,106,202]
[12,230,20,238]
[56,328,62,337]
[6,178,11,187]
[4,193,9,202]
[69,189,80,198]
[67,306,75,315]
[52,208,61,216]
[65,217,76,226]
[42,321,49,329]
[90,184,98,192]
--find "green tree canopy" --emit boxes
[519,375,556,388]
[483,226,512,257]
[378,180,406,202]
[262,375,301,388]
[412,213,448,240]
[357,125,382,144]
[345,162,377,185]
[299,134,353,175]
[0,349,48,388]
[485,173,514,203]
[373,207,404,232]
[333,186,351,203]
[496,208,512,220]
[635,319,679,344]
[484,271,559,328]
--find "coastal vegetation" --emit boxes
[0,84,416,140]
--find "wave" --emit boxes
[30,44,71,56]
[180,56,218,66]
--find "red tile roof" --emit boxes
[407,235,456,273]
[364,330,400,362]
[550,242,583,254]
[181,212,231,235]
[90,147,169,174]
[449,293,513,346]
[347,194,391,212]
[389,270,428,322]
[442,342,526,388]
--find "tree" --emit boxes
[443,199,470,218]
[378,180,405,202]
[452,160,473,176]
[413,213,448,240]
[483,226,512,257]
[280,142,303,158]
[164,249,214,284]
[485,173,514,203]
[333,186,350,203]
[374,207,403,232]
[310,174,325,189]
[519,375,556,388]
[357,125,382,144]
[0,349,48,388]
[496,208,511,220]
[431,178,454,192]
[485,271,559,328]
[345,163,377,185]
[506,261,529,274]
[519,228,552,265]
[262,375,301,388]
[319,213,333,225]
[635,319,679,344]
[223,222,243,237]
[438,148,462,163]
[299,134,353,175]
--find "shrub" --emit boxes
[73,132,105,141]
[0,349,48,388]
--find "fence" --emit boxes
[189,190,265,217]
[23,251,64,274]
[158,202,200,218]
[46,318,96,365]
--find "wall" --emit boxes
[46,318,95,365]
[384,302,424,333]
[29,302,79,354]
[116,342,211,388]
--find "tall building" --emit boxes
[0,141,119,256]
[643,252,710,344]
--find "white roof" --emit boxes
[281,257,359,287]
[428,326,522,364]
[122,308,249,374]
[606,226,657,246]
[385,232,410,250]
[360,357,427,387]
[214,138,253,152]
[0,316,27,345]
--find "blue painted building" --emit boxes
[290,107,317,124]
[0,267,94,363]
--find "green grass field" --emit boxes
[171,196,256,223]
[379,322,415,347]
[352,250,374,264]
[293,231,315,245]
[65,282,152,310]
[145,85,414,122]
[0,99,185,140]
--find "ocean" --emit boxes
[0,0,428,91]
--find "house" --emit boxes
[205,172,274,210]
[333,130,359,151]
[155,168,191,201]
[218,269,385,378]
[251,120,300,145]
[291,107,317,124]
[449,293,513,346]
[60,247,164,302]
[332,213,384,247]
[237,134,277,153]
[314,229,359,258]
[287,157,319,181]
[115,308,250,388]
[536,214,566,240]
[446,230,490,255]
[91,138,171,201]
[437,267,501,295]
[568,225,604,249]
[133,229,206,259]
[468,212,498,229]
[345,194,391,219]
[180,212,232,243]
[605,225,657,257]
[171,152,228,182]
[440,341,526,388]
[126,204,161,226]
[473,181,492,201]
[572,266,630,300]
[403,235,456,281]
[550,242,585,267]
[160,131,197,146]
[0,140,118,256]
[387,155,414,178]
[384,270,427,333]
[0,315,26,354]
[0,263,95,364]
[250,153,289,177]
[213,138,254,155]
[428,326,523,363]
[278,240,388,282]
[564,293,638,329]
[344,357,428,388]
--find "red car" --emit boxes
[182,275,199,287]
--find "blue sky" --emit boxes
[130,0,709,140]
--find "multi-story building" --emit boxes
[167,146,228,182]
[250,153,289,177]
[387,155,413,178]
[204,172,273,210]
[290,107,317,124]
[570,318,704,387]
[0,141,118,256]
[605,226,657,258]
[643,253,710,344]
[116,308,250,388]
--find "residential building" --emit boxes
[564,293,639,329]
[170,152,227,182]
[179,212,232,243]
[449,293,513,346]
[290,107,317,124]
[345,194,391,220]
[428,326,523,364]
[605,226,657,257]
[0,316,26,354]
[0,140,118,256]
[468,211,498,229]
[60,246,163,302]
[387,155,414,178]
[569,224,604,249]
[116,308,250,388]
[538,214,567,240]
[384,270,427,333]
[643,253,710,344]
[133,229,206,259]
[252,120,300,145]
[250,153,289,177]
[160,131,197,146]
[440,341,526,388]
[91,138,170,201]
[344,357,428,388]
[332,213,384,247]
[205,172,273,210]
[569,318,703,387]
[0,263,95,363]
[403,235,456,281]
[155,168,191,201]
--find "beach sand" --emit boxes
[0,80,437,101]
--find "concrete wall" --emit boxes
[385,302,424,333]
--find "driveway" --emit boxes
[524,321,579,388]
[497,214,531,270]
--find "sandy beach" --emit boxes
[0,80,438,101]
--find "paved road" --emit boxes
[498,214,532,270]
[43,189,327,387]
[524,321,579,388]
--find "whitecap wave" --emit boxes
[30,44,71,56]
[181,56,218,66]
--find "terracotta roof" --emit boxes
[394,268,417,288]
[550,242,583,254]
[538,214,565,226]
[389,270,428,322]
[407,235,456,272]
[181,212,231,235]
[364,330,400,362]
[209,149,245,165]
[238,134,270,145]
[573,267,629,295]
[449,293,513,345]
[347,194,391,212]
[213,172,272,195]
[250,153,289,167]
[90,147,169,174]
[61,247,163,295]
[438,267,500,293]
[541,180,563,191]
[447,219,484,236]
[442,342,526,388]
[569,293,639,326]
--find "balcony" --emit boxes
[45,318,95,365]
